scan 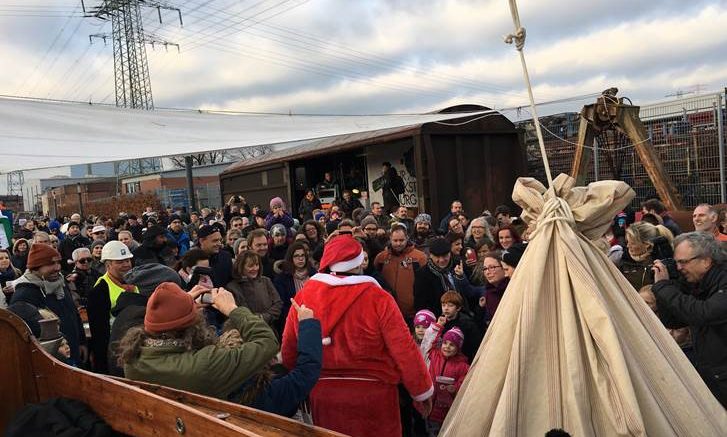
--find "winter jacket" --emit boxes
[5,397,113,437]
[9,281,86,364]
[427,349,469,423]
[298,198,322,221]
[11,253,27,272]
[419,322,470,424]
[281,274,433,400]
[269,242,289,262]
[662,215,681,237]
[619,252,654,291]
[59,234,91,274]
[337,198,363,218]
[226,275,283,327]
[132,242,170,267]
[248,318,322,417]
[209,249,233,287]
[87,276,138,374]
[652,265,727,406]
[374,243,427,320]
[124,306,279,400]
[483,277,509,322]
[442,312,483,363]
[273,267,316,329]
[265,212,294,231]
[413,263,458,316]
[107,292,149,376]
[1,265,21,288]
[166,229,190,256]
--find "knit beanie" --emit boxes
[414,309,436,328]
[125,264,183,297]
[90,240,105,251]
[271,223,287,237]
[414,213,432,225]
[27,244,62,270]
[144,282,198,334]
[443,326,465,350]
[360,216,378,229]
[269,197,286,210]
[314,211,326,222]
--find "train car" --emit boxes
[219,105,526,222]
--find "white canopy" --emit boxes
[0,96,493,173]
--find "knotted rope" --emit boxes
[505,0,553,187]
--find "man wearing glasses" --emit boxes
[652,232,727,407]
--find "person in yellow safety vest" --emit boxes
[87,241,137,374]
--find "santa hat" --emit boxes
[318,235,364,273]
[443,326,464,350]
[414,310,436,328]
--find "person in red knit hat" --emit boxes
[281,235,433,437]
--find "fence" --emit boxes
[156,183,222,211]
[520,92,726,209]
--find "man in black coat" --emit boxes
[197,224,233,287]
[58,222,90,274]
[652,232,727,407]
[8,244,87,365]
[413,237,461,315]
[132,225,172,266]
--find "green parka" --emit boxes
[124,306,278,399]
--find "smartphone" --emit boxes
[466,248,477,263]
[200,293,214,304]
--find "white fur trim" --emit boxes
[329,251,365,273]
[310,273,381,287]
[412,384,434,401]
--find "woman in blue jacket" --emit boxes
[234,299,322,417]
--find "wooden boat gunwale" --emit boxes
[0,308,345,436]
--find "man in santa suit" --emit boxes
[282,234,433,437]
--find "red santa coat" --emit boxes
[282,273,433,437]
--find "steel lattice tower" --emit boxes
[88,1,180,110]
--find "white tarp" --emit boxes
[0,96,494,173]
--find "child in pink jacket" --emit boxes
[420,317,470,436]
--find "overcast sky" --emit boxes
[1,0,727,194]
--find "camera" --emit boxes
[647,236,679,281]
[187,265,214,291]
[233,195,242,203]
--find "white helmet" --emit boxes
[101,240,134,262]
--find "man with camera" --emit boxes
[652,232,727,406]
[225,195,251,225]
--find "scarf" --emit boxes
[20,271,66,300]
[427,257,454,292]
[293,269,310,292]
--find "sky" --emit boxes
[1,0,727,193]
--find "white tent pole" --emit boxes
[505,0,553,188]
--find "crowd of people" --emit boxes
[1,192,725,436]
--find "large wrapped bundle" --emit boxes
[441,174,726,436]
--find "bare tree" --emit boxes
[168,145,272,168]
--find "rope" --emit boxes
[505,0,553,187]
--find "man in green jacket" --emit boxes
[122,282,279,400]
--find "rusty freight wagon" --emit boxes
[219,105,527,221]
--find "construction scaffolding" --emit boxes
[520,92,727,209]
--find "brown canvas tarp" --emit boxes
[440,174,726,436]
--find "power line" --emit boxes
[27,14,85,96]
[16,1,82,95]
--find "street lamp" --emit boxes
[52,190,58,219]
[77,183,84,218]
